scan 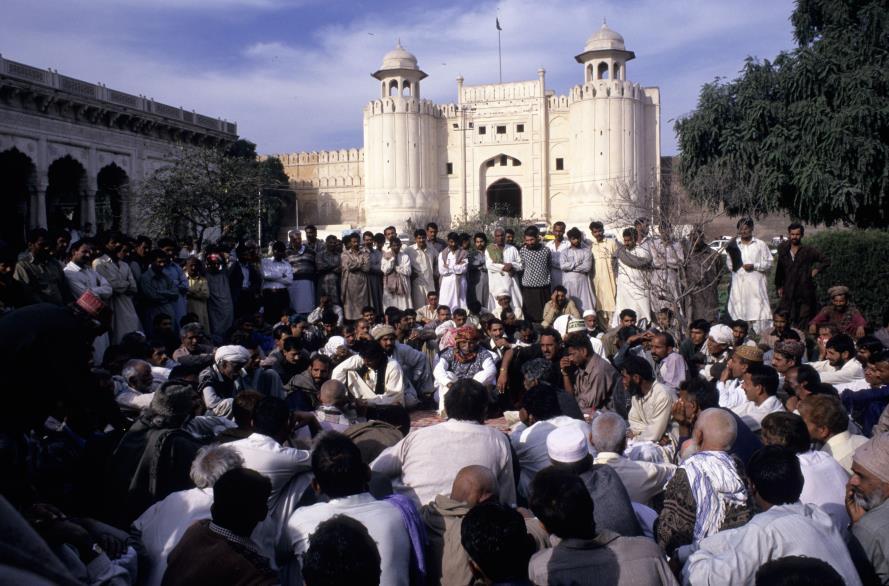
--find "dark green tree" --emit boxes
[676,0,889,227]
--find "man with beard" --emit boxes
[93,233,141,344]
[373,323,430,408]
[561,333,624,417]
[199,345,250,417]
[340,233,370,322]
[809,285,868,340]
[846,434,889,585]
[811,333,866,388]
[14,228,71,305]
[433,325,496,416]
[725,218,773,335]
[333,340,406,406]
[285,354,332,411]
[679,319,709,366]
[622,356,676,443]
[496,328,564,408]
[611,228,652,329]
[775,222,830,330]
[64,239,113,364]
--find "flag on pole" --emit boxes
[496,17,502,30]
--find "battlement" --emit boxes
[460,80,542,104]
[363,97,442,117]
[268,148,365,166]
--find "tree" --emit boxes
[137,144,265,248]
[676,0,889,227]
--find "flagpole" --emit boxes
[498,26,502,83]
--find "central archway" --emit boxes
[486,178,522,217]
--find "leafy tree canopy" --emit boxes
[676,0,889,227]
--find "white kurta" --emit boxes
[332,354,406,406]
[611,245,653,327]
[381,251,412,310]
[590,238,618,313]
[726,238,773,333]
[65,261,113,364]
[93,255,142,344]
[406,244,437,309]
[546,238,570,287]
[559,245,596,313]
[485,244,524,314]
[438,248,468,310]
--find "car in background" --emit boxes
[708,238,732,254]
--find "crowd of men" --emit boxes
[1,217,889,586]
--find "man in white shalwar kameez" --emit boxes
[726,218,773,334]
[65,239,113,364]
[560,228,596,314]
[93,236,141,344]
[485,228,523,314]
[588,221,618,329]
[611,228,653,328]
[381,238,412,310]
[546,221,569,288]
[438,232,468,310]
[406,229,437,309]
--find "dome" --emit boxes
[379,40,419,71]
[583,22,626,52]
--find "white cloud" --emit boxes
[1,0,797,155]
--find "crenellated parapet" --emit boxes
[363,97,441,117]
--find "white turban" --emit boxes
[215,345,250,365]
[321,336,347,357]
[708,324,734,345]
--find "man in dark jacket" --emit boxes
[775,223,830,330]
[229,242,263,320]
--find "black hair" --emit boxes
[761,412,810,454]
[731,319,750,334]
[871,349,889,365]
[461,502,533,582]
[786,222,804,235]
[736,217,754,229]
[358,341,386,365]
[589,221,604,231]
[252,397,290,438]
[413,228,425,238]
[505,228,515,236]
[773,308,790,320]
[302,516,382,586]
[618,309,637,320]
[746,363,779,396]
[529,467,596,539]
[621,355,654,381]
[552,285,567,294]
[826,334,855,356]
[232,390,264,428]
[452,308,468,318]
[311,432,367,498]
[563,333,593,354]
[156,237,177,249]
[473,232,488,244]
[520,384,562,421]
[446,231,460,242]
[273,324,291,340]
[523,226,540,237]
[566,227,582,240]
[426,222,438,230]
[27,227,49,244]
[856,335,884,355]
[679,377,719,410]
[793,364,821,389]
[444,379,488,423]
[146,249,168,263]
[282,336,303,352]
[310,354,333,369]
[537,327,562,345]
[747,445,804,505]
[212,468,272,534]
[622,227,637,240]
[617,325,640,343]
[755,556,843,586]
[655,331,676,348]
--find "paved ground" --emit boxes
[408,409,511,432]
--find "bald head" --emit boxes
[450,465,497,505]
[694,408,737,452]
[590,412,627,454]
[319,379,347,406]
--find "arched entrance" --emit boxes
[46,155,87,234]
[96,163,129,232]
[486,178,522,217]
[0,148,36,249]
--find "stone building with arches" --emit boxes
[274,22,660,230]
[0,54,237,248]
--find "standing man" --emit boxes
[426,222,447,256]
[315,235,342,304]
[64,239,113,363]
[726,218,773,335]
[261,241,293,326]
[287,230,316,319]
[157,238,189,326]
[406,229,437,310]
[485,227,523,316]
[438,232,468,311]
[229,242,263,319]
[559,227,596,314]
[546,221,568,287]
[14,228,71,305]
[303,224,325,254]
[518,226,551,325]
[340,233,370,322]
[93,233,140,344]
[775,222,830,330]
[612,227,652,328]
[684,228,723,324]
[588,221,617,330]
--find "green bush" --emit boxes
[807,230,889,326]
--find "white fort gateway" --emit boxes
[272,22,660,231]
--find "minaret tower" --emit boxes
[363,41,441,227]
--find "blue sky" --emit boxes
[1,0,798,156]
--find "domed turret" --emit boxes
[583,22,626,52]
[575,20,635,83]
[378,41,420,71]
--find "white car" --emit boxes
[708,238,732,254]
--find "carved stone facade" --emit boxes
[0,55,238,245]
[271,23,660,231]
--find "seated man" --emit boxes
[811,334,866,389]
[546,426,642,537]
[591,412,676,506]
[699,323,733,381]
[562,332,623,415]
[285,354,332,412]
[685,446,861,585]
[374,323,429,407]
[131,445,244,586]
[679,319,710,365]
[301,516,381,586]
[198,345,249,417]
[283,432,410,586]
[716,344,763,410]
[332,341,406,406]
[227,397,313,562]
[847,434,889,585]
[162,468,277,586]
[760,411,850,531]
[415,290,439,324]
[732,363,785,432]
[842,349,889,436]
[520,358,585,421]
[509,385,588,500]
[433,325,496,416]
[541,285,581,328]
[797,394,867,474]
[314,380,363,432]
[623,356,675,443]
[115,358,156,412]
[808,285,867,339]
[171,322,214,365]
[651,332,687,396]
[461,501,537,586]
[656,408,751,561]
[306,294,344,327]
[730,319,756,349]
[528,467,675,586]
[371,379,516,507]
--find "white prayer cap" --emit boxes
[552,314,571,337]
[287,229,302,239]
[494,290,510,299]
[547,426,589,464]
[215,345,250,365]
[582,309,596,318]
[708,324,733,345]
[322,336,347,357]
